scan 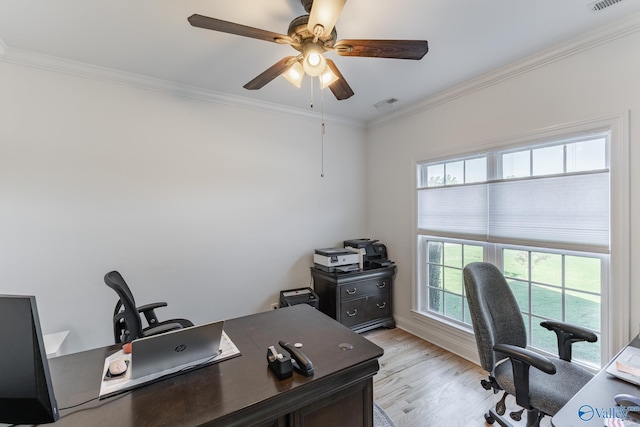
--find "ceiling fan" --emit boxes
[188,0,429,100]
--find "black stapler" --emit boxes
[279,341,314,377]
[267,346,293,379]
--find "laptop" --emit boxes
[130,320,224,379]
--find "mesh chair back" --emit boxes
[104,270,143,342]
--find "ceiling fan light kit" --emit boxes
[283,62,305,88]
[188,0,429,101]
[319,67,339,89]
[301,43,326,76]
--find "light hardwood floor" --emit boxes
[363,327,553,427]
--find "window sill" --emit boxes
[397,309,480,365]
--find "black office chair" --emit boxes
[463,262,597,427]
[104,270,194,344]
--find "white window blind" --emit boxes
[417,183,487,240]
[417,140,610,253]
[487,171,609,253]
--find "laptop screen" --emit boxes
[130,320,224,379]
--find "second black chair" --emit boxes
[463,262,597,427]
[104,270,194,344]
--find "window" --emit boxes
[416,131,610,367]
[503,248,603,364]
[424,240,484,325]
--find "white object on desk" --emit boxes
[99,330,240,399]
[44,330,69,358]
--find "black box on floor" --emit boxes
[279,287,319,309]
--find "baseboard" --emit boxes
[393,312,481,366]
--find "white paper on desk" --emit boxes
[99,331,240,398]
[606,346,640,387]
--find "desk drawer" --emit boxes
[340,278,390,300]
[340,294,390,327]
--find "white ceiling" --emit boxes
[1,0,639,123]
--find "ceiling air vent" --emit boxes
[590,0,624,12]
[374,98,399,111]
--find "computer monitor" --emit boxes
[0,294,59,424]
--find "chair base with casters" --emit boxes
[105,270,194,344]
[463,262,597,427]
[481,361,593,426]
[480,377,528,426]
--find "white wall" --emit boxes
[366,23,640,362]
[0,61,367,354]
[2,17,637,362]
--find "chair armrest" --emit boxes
[540,320,597,362]
[143,322,184,337]
[493,343,556,410]
[137,302,168,326]
[493,343,556,375]
[137,302,168,312]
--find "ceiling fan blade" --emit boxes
[243,57,298,90]
[335,39,429,60]
[188,14,290,44]
[307,0,347,39]
[325,59,354,100]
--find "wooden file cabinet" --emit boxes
[311,266,396,333]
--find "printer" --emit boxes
[313,248,360,273]
[343,238,394,269]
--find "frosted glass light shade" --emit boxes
[302,44,327,77]
[319,65,338,88]
[283,62,304,88]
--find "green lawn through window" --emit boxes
[425,242,602,367]
[503,250,601,366]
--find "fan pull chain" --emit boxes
[310,77,314,109]
[320,78,325,178]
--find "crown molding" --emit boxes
[367,11,640,129]
[0,44,363,130]
[3,10,639,131]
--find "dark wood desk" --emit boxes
[48,305,383,427]
[552,337,640,426]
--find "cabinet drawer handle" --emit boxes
[346,309,358,317]
[346,288,357,295]
[377,281,387,289]
[377,302,387,309]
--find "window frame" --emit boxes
[497,244,608,367]
[416,236,487,328]
[412,113,629,366]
